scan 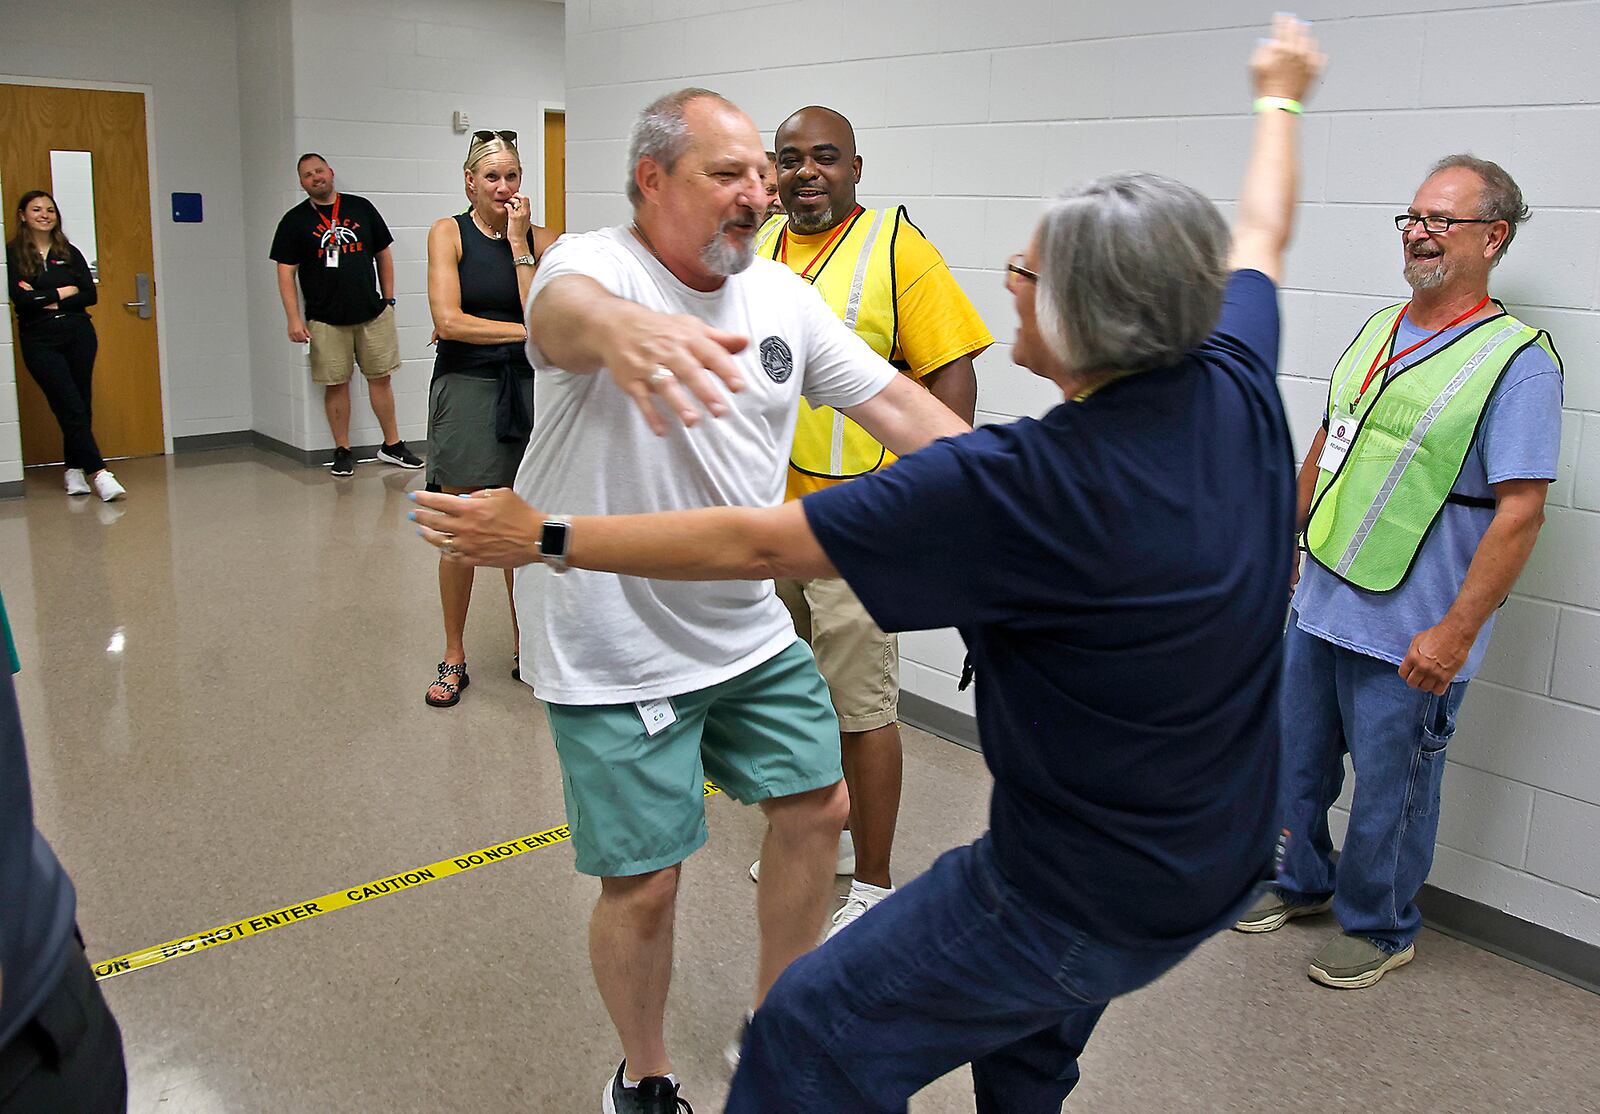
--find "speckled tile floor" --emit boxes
[3,449,1596,1113]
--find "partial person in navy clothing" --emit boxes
[409,19,1322,1113]
[0,589,128,1113]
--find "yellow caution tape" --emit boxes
[93,783,723,982]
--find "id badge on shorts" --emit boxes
[637,697,677,737]
[325,248,339,268]
[1318,416,1356,472]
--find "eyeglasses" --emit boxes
[470,129,518,147]
[1004,253,1039,287]
[1394,213,1496,233]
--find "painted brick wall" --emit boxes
[248,0,568,453]
[562,0,1600,945]
[0,0,255,451]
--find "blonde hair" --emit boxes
[464,134,520,175]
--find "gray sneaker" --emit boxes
[1232,888,1333,933]
[602,1062,693,1113]
[1309,934,1415,989]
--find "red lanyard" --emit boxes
[779,206,861,282]
[313,194,341,240]
[1351,296,1491,411]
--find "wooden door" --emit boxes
[1,84,165,464]
[543,111,566,238]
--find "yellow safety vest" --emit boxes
[757,207,903,480]
[1304,303,1560,592]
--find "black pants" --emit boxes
[0,943,127,1113]
[19,315,104,474]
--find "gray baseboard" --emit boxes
[0,479,23,500]
[899,691,980,753]
[896,693,1598,996]
[248,432,428,469]
[173,430,255,453]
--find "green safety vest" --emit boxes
[1304,302,1560,592]
[757,207,902,480]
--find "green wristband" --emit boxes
[1253,96,1303,114]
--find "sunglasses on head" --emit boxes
[470,129,518,146]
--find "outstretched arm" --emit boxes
[527,274,753,434]
[1229,16,1325,283]
[410,489,837,580]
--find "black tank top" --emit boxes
[432,212,534,379]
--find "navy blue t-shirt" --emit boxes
[804,270,1296,948]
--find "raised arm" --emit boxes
[1228,16,1325,283]
[427,217,527,347]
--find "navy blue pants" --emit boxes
[1274,619,1466,950]
[726,837,1197,1113]
[0,942,127,1113]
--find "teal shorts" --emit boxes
[545,640,843,878]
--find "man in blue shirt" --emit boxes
[411,18,1321,1112]
[0,592,127,1113]
[1233,156,1562,990]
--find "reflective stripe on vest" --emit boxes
[760,208,901,480]
[1304,304,1554,592]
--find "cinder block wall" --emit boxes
[563,0,1600,946]
[241,0,569,454]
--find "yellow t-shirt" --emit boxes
[776,212,992,498]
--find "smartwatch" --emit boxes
[538,515,572,573]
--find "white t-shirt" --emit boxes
[513,225,896,705]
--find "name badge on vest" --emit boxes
[325,247,339,268]
[1319,416,1356,472]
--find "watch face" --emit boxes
[541,520,570,558]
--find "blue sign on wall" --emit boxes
[171,193,203,223]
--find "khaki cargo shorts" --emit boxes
[775,576,899,732]
[308,305,401,386]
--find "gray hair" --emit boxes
[1035,173,1229,377]
[626,87,732,207]
[1426,154,1529,265]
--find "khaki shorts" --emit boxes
[776,576,899,732]
[308,305,401,386]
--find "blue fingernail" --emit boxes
[407,492,417,501]
[407,511,416,521]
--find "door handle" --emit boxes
[124,272,153,320]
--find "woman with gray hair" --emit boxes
[412,18,1323,1110]
[421,130,557,707]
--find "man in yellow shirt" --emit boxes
[751,105,991,936]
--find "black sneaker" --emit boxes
[377,440,424,469]
[330,446,355,477]
[603,1062,693,1114]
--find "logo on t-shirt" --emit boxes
[759,336,793,383]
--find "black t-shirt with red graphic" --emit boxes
[270,192,393,325]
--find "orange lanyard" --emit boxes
[1351,296,1491,412]
[313,194,341,240]
[778,207,861,282]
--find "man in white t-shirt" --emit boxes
[413,87,969,1113]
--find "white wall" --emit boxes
[257,0,568,452]
[0,0,255,449]
[563,0,1600,945]
[0,252,17,487]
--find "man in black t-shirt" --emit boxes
[271,153,422,476]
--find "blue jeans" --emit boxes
[725,837,1195,1114]
[1275,618,1466,951]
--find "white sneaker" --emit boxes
[64,468,91,496]
[93,470,126,502]
[749,830,856,883]
[825,880,893,940]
